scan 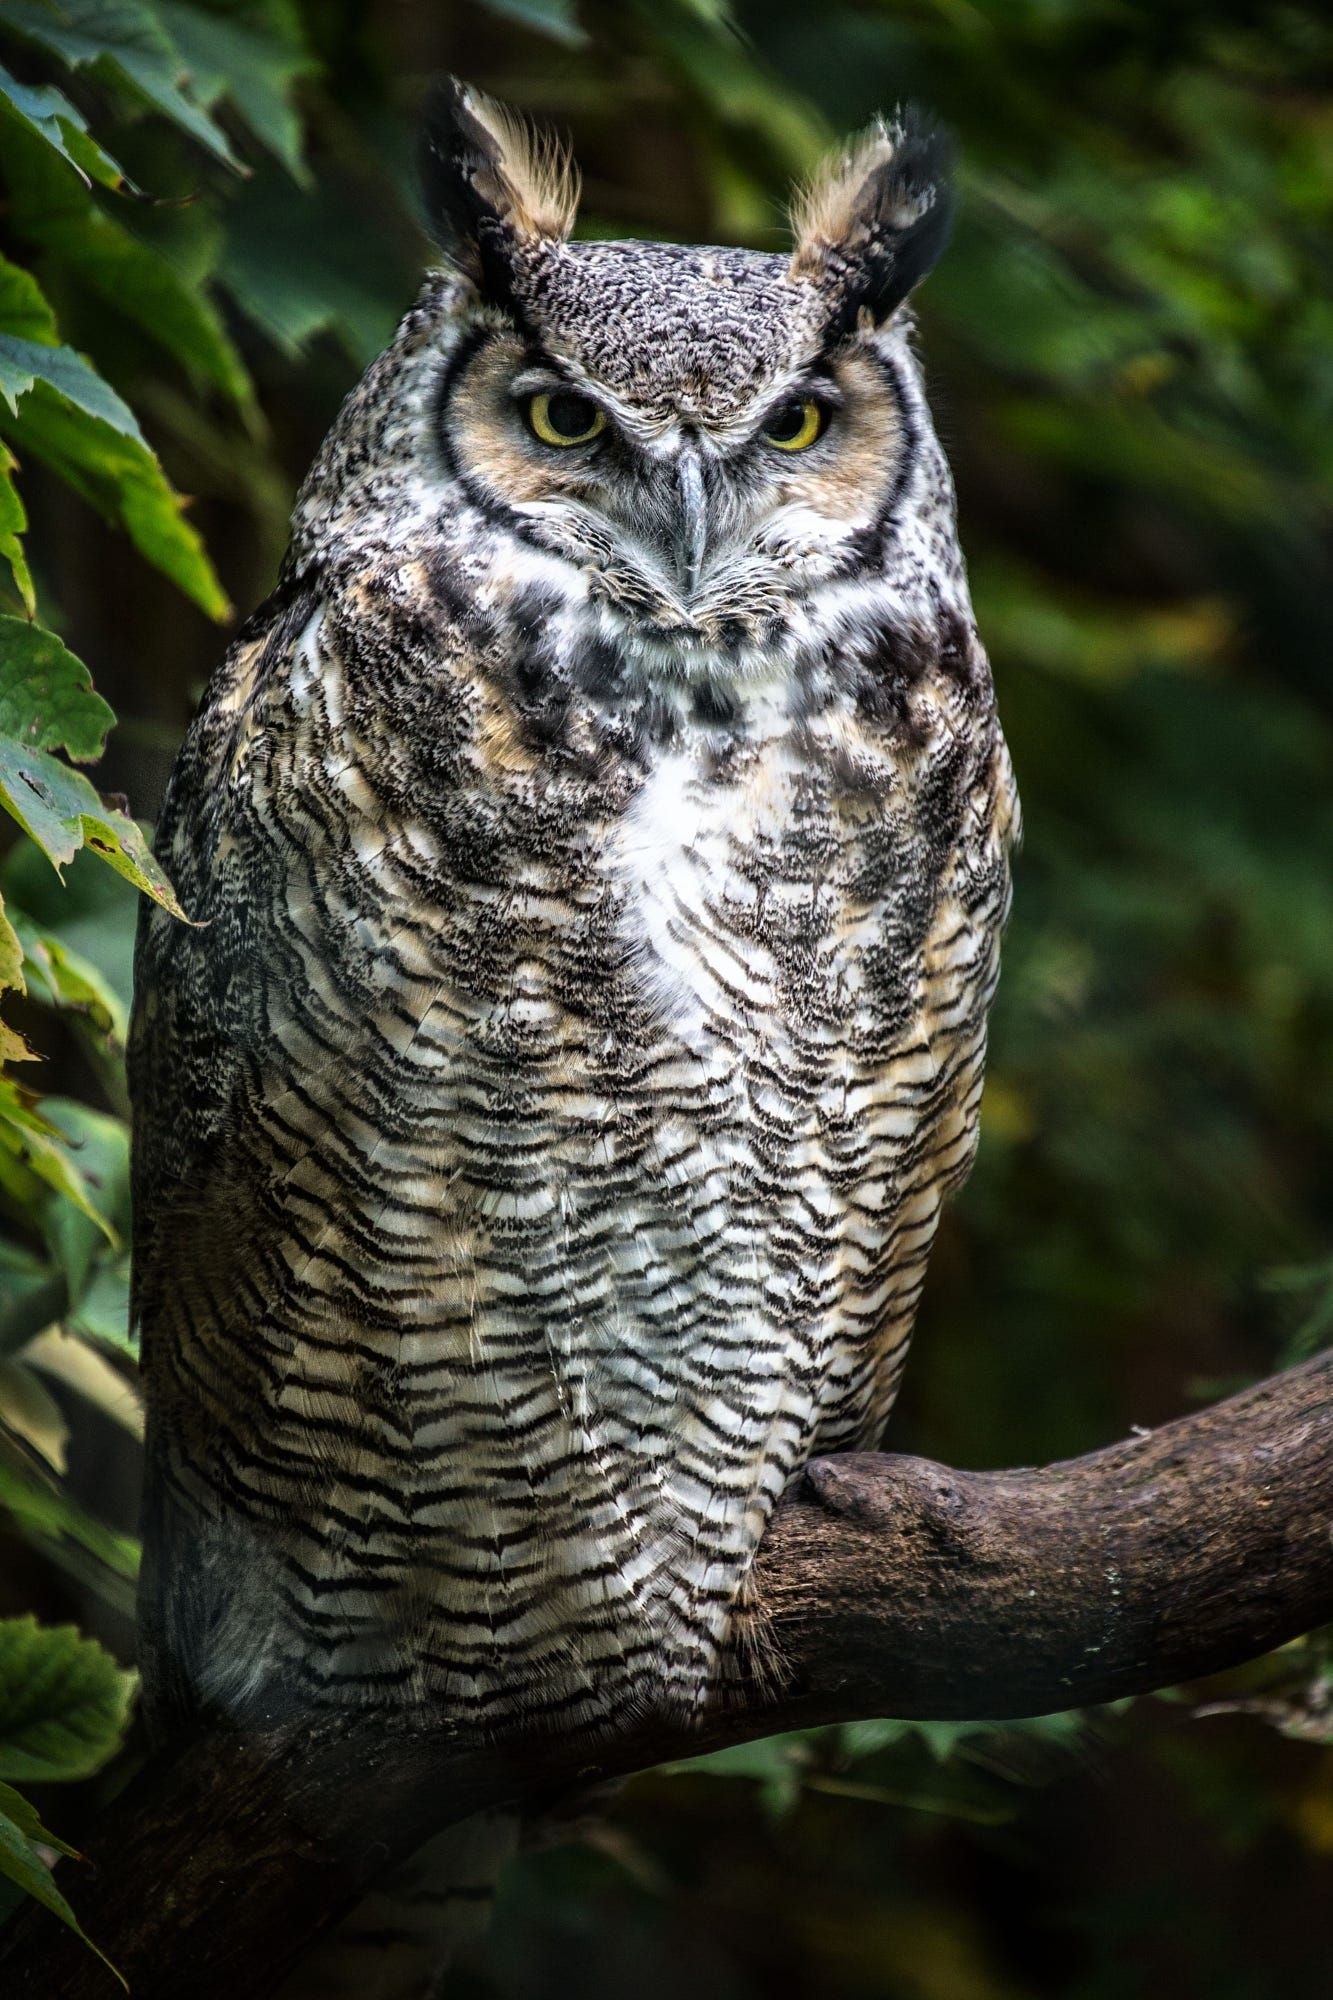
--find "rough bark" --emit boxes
[4,1352,1331,1999]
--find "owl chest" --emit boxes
[609,740,908,1095]
[253,675,980,1435]
[216,710,983,1689]
[307,731,927,1257]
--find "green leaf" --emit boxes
[0,1072,111,1235]
[158,0,315,181]
[0,445,35,615]
[0,264,44,613]
[0,58,126,189]
[36,1099,129,1296]
[221,167,411,363]
[836,1719,916,1760]
[0,614,114,760]
[65,1251,131,1353]
[0,1238,65,1359]
[662,1731,813,1816]
[0,1014,34,1067]
[4,381,228,616]
[0,252,58,343]
[0,119,253,404]
[0,0,242,169]
[84,216,255,405]
[0,730,185,912]
[474,0,587,46]
[0,332,142,438]
[0,1800,84,1943]
[2,835,138,1010]
[0,887,23,993]
[0,1613,134,1782]
[0,1459,138,1597]
[11,907,126,1047]
[0,1784,125,1985]
[0,1778,77,1855]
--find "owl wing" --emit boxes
[129,571,325,1730]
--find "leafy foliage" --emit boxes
[0,1617,131,1977]
[0,1612,133,1782]
[0,0,313,1959]
[0,0,1329,1991]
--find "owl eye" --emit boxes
[526,389,607,447]
[762,398,827,452]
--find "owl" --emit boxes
[129,78,1018,1995]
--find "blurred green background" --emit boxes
[0,1,1330,1993]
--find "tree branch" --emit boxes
[5,1353,1331,1999]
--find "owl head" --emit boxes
[292,79,964,686]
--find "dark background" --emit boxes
[1,3,1331,1995]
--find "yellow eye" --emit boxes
[762,398,827,452]
[526,389,607,447]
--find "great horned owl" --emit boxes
[130,78,1017,1993]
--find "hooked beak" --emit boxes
[673,442,707,600]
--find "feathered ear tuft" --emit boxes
[418,77,579,301]
[789,108,954,336]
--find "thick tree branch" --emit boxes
[4,1353,1331,1998]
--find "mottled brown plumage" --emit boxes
[130,78,1017,1995]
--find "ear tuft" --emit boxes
[789,108,954,332]
[418,77,579,298]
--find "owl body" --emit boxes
[132,92,1017,1755]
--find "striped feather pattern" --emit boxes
[131,261,1018,1746]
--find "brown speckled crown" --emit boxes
[514,240,826,422]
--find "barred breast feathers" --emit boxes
[129,100,1021,2000]
[132,183,1018,1736]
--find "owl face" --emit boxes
[416,82,955,663]
[441,246,908,620]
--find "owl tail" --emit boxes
[274,1810,519,2000]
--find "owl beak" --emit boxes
[673,443,707,600]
